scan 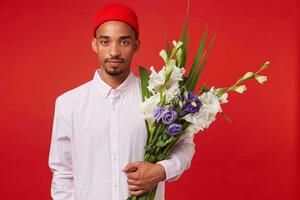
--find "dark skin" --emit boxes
[91,21,166,196]
[91,20,138,89]
[123,162,166,196]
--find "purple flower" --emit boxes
[183,91,202,113]
[162,109,177,125]
[178,95,186,101]
[154,107,164,123]
[167,123,182,136]
[172,103,179,111]
[187,91,198,101]
[183,102,201,113]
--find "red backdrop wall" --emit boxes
[0,0,298,199]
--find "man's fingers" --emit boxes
[123,162,141,173]
[127,172,139,180]
[128,184,141,191]
[123,167,137,173]
[127,178,135,185]
[122,163,135,172]
[129,189,145,196]
[127,178,142,186]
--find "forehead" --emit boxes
[95,21,135,38]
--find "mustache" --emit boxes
[105,57,125,63]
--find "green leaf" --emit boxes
[156,153,167,161]
[198,84,209,95]
[145,144,158,155]
[188,33,216,91]
[157,140,166,147]
[221,111,232,123]
[166,40,171,57]
[156,136,176,148]
[139,66,150,102]
[178,6,190,69]
[188,29,207,79]
[190,55,207,91]
[179,14,188,45]
[185,28,208,91]
[181,32,190,69]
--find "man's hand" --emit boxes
[122,161,166,196]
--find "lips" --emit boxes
[106,60,123,67]
[106,59,123,63]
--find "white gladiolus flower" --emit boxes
[219,93,229,104]
[159,49,168,63]
[184,126,198,137]
[234,85,247,93]
[200,91,223,114]
[147,66,166,93]
[183,91,222,134]
[169,64,185,82]
[165,59,176,76]
[172,40,177,47]
[147,59,185,104]
[255,75,267,84]
[172,40,183,49]
[139,93,161,125]
[164,65,185,103]
[165,83,180,103]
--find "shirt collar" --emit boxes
[93,69,134,98]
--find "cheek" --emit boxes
[123,49,136,60]
[96,50,107,62]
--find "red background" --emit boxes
[0,0,298,199]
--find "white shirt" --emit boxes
[48,69,195,200]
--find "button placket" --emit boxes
[110,95,120,200]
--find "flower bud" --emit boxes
[261,61,270,70]
[255,75,267,84]
[172,40,183,49]
[242,72,254,80]
[159,49,168,63]
[176,48,182,66]
[234,85,247,94]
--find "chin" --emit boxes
[106,69,124,77]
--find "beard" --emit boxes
[103,57,126,76]
[104,67,124,76]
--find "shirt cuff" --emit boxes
[156,155,182,182]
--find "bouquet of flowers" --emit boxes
[128,20,269,200]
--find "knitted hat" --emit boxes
[93,3,139,39]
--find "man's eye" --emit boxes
[100,40,109,46]
[121,40,129,46]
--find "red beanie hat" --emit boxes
[93,3,139,39]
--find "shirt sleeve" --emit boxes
[48,97,75,200]
[156,132,195,182]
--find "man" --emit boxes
[48,3,195,200]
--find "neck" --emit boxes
[97,69,130,89]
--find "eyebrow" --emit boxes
[119,36,132,40]
[97,35,133,40]
[97,36,110,39]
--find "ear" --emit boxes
[91,37,98,53]
[133,39,140,53]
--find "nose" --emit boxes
[109,42,121,57]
